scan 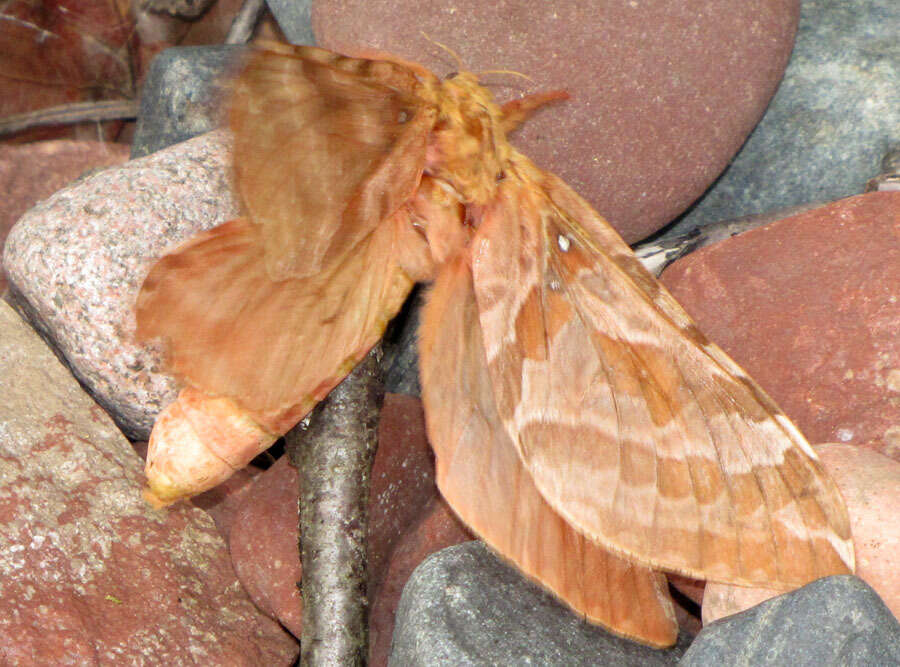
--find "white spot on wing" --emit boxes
[557,234,571,252]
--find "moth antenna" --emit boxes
[420,31,466,72]
[476,69,534,83]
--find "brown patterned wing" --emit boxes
[231,43,436,280]
[420,255,678,647]
[470,158,854,588]
[135,213,418,430]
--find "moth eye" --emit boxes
[557,234,572,252]
[446,71,459,80]
[496,171,506,182]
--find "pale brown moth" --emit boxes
[135,42,854,647]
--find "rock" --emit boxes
[0,140,129,292]
[228,394,437,644]
[390,541,690,665]
[370,497,471,667]
[131,46,242,159]
[0,301,297,664]
[682,576,900,666]
[313,0,799,243]
[381,287,424,396]
[671,0,900,236]
[661,192,900,457]
[191,464,264,541]
[3,130,238,440]
[266,0,314,45]
[703,443,900,625]
[230,456,304,637]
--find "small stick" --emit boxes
[286,345,384,666]
[225,0,266,45]
[0,99,137,137]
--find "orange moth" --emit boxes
[135,42,854,646]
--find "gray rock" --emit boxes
[680,576,900,666]
[670,0,899,236]
[3,130,237,439]
[390,541,690,666]
[266,0,314,45]
[132,46,242,159]
[0,301,298,664]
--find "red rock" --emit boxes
[661,192,900,458]
[228,394,438,640]
[0,140,129,292]
[192,464,265,541]
[703,443,900,625]
[313,0,799,243]
[0,301,297,664]
[369,498,472,667]
[230,456,304,636]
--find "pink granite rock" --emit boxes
[228,394,437,641]
[661,192,900,458]
[313,0,799,243]
[0,301,297,664]
[703,443,900,626]
[0,140,130,293]
[2,130,237,439]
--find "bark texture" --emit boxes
[286,346,384,666]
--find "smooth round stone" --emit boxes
[670,0,900,236]
[312,0,800,243]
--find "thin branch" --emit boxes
[0,99,137,137]
[286,345,384,666]
[225,0,266,44]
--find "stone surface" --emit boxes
[0,140,130,292]
[703,443,900,625]
[266,0,314,45]
[192,464,264,541]
[229,394,438,646]
[390,541,690,665]
[682,576,900,666]
[661,192,900,456]
[230,456,304,637]
[670,0,900,237]
[132,46,242,159]
[0,301,297,664]
[313,0,799,243]
[370,497,471,667]
[3,130,238,440]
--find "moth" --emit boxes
[135,42,854,647]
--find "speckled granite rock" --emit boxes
[703,443,900,626]
[0,301,297,664]
[671,0,900,236]
[681,576,900,666]
[314,0,799,243]
[229,394,437,644]
[390,541,690,665]
[0,140,130,293]
[131,46,241,159]
[661,192,900,456]
[3,130,237,440]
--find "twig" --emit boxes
[225,0,266,44]
[0,99,137,137]
[286,345,385,666]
